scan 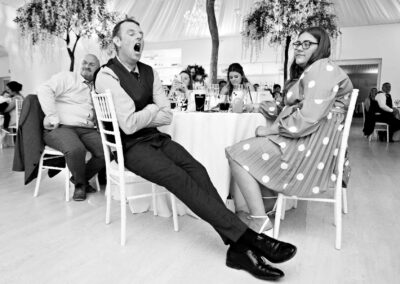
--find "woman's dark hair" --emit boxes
[186,64,207,82]
[226,63,249,96]
[286,26,331,90]
[7,81,23,93]
[179,70,193,90]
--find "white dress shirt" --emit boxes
[37,71,95,128]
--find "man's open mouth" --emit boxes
[134,43,141,52]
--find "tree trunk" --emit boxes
[67,47,75,72]
[283,36,291,82]
[206,0,219,84]
[65,33,81,71]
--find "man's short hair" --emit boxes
[112,18,140,39]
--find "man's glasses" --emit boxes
[292,40,319,50]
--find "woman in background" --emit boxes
[0,81,24,130]
[170,70,193,110]
[220,63,254,99]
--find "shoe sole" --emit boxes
[226,260,283,281]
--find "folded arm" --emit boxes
[95,67,171,135]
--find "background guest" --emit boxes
[220,63,254,99]
[373,83,400,141]
[0,81,24,130]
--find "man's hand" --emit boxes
[393,107,400,120]
[44,122,59,130]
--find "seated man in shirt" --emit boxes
[95,19,296,281]
[37,54,105,201]
[374,82,400,141]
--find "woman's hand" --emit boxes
[255,123,279,137]
[255,126,269,137]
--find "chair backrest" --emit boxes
[15,99,23,128]
[91,90,125,173]
[336,89,359,189]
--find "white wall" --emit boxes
[1,1,399,98]
[0,56,10,77]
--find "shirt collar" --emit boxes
[116,56,139,74]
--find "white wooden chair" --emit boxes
[33,146,100,201]
[92,90,179,246]
[361,102,389,143]
[34,146,72,201]
[260,89,359,250]
[1,99,23,148]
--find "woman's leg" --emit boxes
[228,158,265,216]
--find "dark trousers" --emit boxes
[0,102,10,129]
[376,113,400,140]
[124,134,247,243]
[43,125,105,186]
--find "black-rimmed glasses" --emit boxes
[292,40,319,50]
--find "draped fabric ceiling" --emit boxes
[111,0,400,42]
[1,0,400,43]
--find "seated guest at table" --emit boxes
[169,70,193,110]
[220,63,254,99]
[194,65,208,86]
[95,18,296,281]
[362,87,378,136]
[364,87,377,112]
[37,54,105,201]
[372,83,400,141]
[186,64,208,86]
[226,26,353,233]
[0,81,24,131]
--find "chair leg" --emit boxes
[342,187,348,214]
[281,198,286,220]
[95,174,100,192]
[121,182,127,246]
[170,193,179,232]
[273,194,284,239]
[33,154,45,197]
[105,178,111,225]
[293,199,298,209]
[65,167,70,202]
[152,184,158,216]
[386,127,389,143]
[334,187,342,250]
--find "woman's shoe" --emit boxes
[249,215,274,236]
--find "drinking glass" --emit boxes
[219,94,231,112]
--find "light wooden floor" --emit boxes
[1,118,400,284]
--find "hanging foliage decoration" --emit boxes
[14,0,125,71]
[242,0,340,81]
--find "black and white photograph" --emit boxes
[0,0,399,283]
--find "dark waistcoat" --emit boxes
[105,58,160,149]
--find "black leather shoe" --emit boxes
[73,186,87,201]
[226,245,284,281]
[85,184,97,193]
[251,234,297,264]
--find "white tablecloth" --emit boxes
[123,111,269,216]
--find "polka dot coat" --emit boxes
[226,58,353,197]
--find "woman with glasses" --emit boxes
[226,27,353,233]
